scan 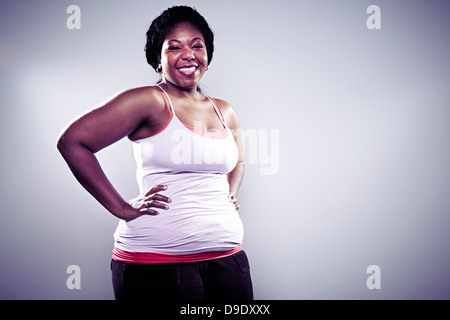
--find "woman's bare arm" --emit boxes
[217,99,245,209]
[57,87,169,220]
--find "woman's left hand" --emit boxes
[228,193,240,211]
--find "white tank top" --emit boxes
[113,85,243,255]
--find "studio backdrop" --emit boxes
[0,0,449,299]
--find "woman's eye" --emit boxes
[168,46,180,50]
[193,44,204,49]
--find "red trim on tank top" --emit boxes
[183,124,228,139]
[183,97,228,138]
[146,114,173,138]
[147,86,228,139]
[112,246,242,264]
[210,98,226,123]
[144,88,174,138]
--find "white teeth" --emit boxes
[178,67,196,73]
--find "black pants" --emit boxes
[111,250,253,300]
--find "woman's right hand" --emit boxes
[124,185,171,221]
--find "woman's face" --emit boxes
[160,22,208,91]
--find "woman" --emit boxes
[57,6,253,300]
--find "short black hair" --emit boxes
[145,6,214,72]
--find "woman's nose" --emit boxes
[181,48,195,60]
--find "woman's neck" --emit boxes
[159,79,203,100]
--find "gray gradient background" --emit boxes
[1,0,449,299]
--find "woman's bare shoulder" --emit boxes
[108,85,164,110]
[211,98,240,129]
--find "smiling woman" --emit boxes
[145,6,214,74]
[159,22,209,92]
[57,5,252,301]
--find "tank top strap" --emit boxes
[156,84,226,129]
[207,97,227,128]
[155,84,176,115]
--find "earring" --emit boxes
[156,65,162,73]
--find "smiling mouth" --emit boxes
[177,66,198,75]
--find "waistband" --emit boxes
[112,246,242,264]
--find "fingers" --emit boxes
[228,193,240,211]
[147,193,172,204]
[140,185,171,216]
[139,204,167,216]
[137,186,241,218]
[145,184,168,196]
[146,199,170,210]
[140,201,168,216]
[138,207,160,216]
